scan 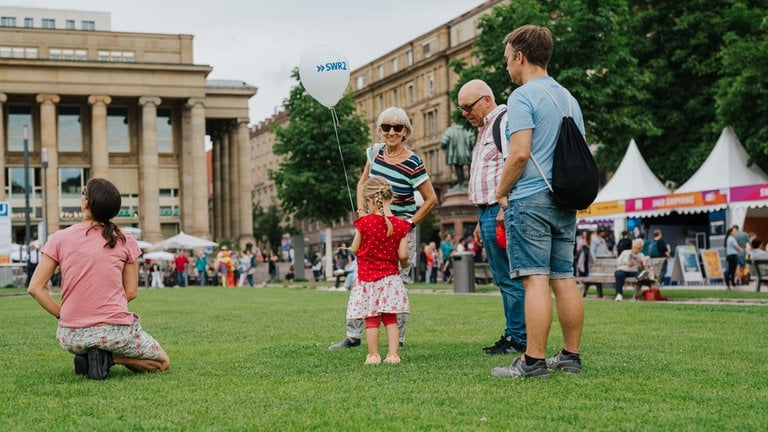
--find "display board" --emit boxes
[700,249,724,281]
[671,245,704,284]
[0,202,11,264]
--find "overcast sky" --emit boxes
[16,0,487,125]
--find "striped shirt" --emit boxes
[368,145,430,218]
[468,104,508,205]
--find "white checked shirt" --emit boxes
[468,104,508,205]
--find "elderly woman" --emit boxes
[330,106,437,349]
[613,238,649,302]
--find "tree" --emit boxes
[716,3,768,169]
[625,0,768,184]
[252,203,293,255]
[270,69,370,225]
[451,0,656,179]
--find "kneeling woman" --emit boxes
[28,178,170,379]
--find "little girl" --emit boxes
[348,176,411,365]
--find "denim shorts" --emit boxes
[504,190,577,280]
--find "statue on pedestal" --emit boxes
[440,124,474,186]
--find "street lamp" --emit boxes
[41,147,48,242]
[22,125,30,249]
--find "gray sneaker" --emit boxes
[546,351,582,373]
[491,357,548,378]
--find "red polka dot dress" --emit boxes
[347,213,411,319]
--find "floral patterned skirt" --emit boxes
[347,274,410,320]
[56,313,164,360]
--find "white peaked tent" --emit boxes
[594,139,669,203]
[580,139,669,222]
[674,126,768,226]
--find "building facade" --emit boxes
[250,0,506,248]
[0,7,255,247]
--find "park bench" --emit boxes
[474,262,493,285]
[577,257,667,298]
[749,258,768,292]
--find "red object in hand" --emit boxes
[495,223,507,249]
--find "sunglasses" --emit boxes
[457,95,486,114]
[380,124,404,133]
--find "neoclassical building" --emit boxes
[0,7,256,246]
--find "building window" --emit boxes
[81,20,95,31]
[24,18,33,28]
[58,106,83,152]
[107,108,130,152]
[65,20,75,30]
[7,105,33,152]
[41,19,55,29]
[98,50,135,62]
[406,50,413,66]
[49,48,86,61]
[391,57,398,73]
[422,42,432,59]
[407,82,415,105]
[156,109,173,153]
[427,73,435,97]
[0,46,38,59]
[7,167,35,199]
[377,65,384,80]
[392,88,399,106]
[425,110,437,137]
[377,95,384,113]
[59,167,89,199]
[356,75,366,90]
[1,17,16,27]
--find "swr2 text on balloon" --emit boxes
[316,61,348,72]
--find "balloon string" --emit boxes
[331,108,356,215]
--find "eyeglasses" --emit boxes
[380,124,404,133]
[457,95,486,114]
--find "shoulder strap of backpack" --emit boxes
[492,108,507,154]
[529,82,573,117]
[525,82,573,193]
[366,143,384,164]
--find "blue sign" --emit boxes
[0,202,8,217]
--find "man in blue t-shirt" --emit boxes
[491,25,584,379]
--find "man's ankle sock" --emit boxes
[524,355,544,366]
[562,349,579,357]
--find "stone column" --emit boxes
[212,135,222,239]
[219,130,231,239]
[0,93,6,201]
[36,94,60,233]
[236,119,254,245]
[185,98,210,239]
[138,96,162,244]
[88,95,111,179]
[228,123,241,242]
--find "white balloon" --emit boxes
[299,42,350,108]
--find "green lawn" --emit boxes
[2,286,766,431]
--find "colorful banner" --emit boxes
[576,200,625,218]
[729,184,768,203]
[624,189,727,213]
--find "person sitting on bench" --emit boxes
[614,238,648,302]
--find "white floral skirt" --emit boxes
[347,274,410,319]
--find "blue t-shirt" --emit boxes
[506,76,585,200]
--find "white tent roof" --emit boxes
[594,139,669,202]
[676,126,768,192]
[675,126,768,212]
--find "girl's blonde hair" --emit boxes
[363,176,394,236]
